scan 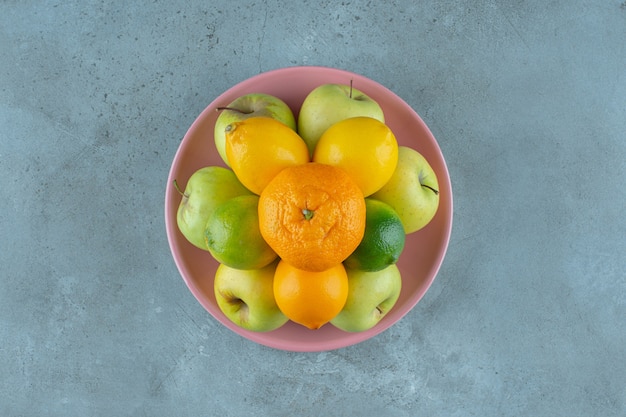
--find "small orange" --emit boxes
[273,260,348,329]
[225,117,310,195]
[313,116,398,197]
[258,162,366,272]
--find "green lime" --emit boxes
[344,198,406,272]
[205,195,277,270]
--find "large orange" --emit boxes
[258,162,366,272]
[313,116,398,197]
[225,117,310,195]
[273,260,348,329]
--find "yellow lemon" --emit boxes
[313,116,398,197]
[225,117,310,195]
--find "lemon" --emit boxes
[344,198,406,272]
[225,117,310,195]
[205,195,277,270]
[313,116,398,197]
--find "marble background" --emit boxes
[1,1,625,415]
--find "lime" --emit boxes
[176,166,253,250]
[205,195,277,270]
[344,198,406,272]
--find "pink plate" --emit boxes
[165,66,453,352]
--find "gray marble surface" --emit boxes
[2,1,625,416]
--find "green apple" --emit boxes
[214,93,297,166]
[297,83,385,155]
[371,146,440,234]
[331,264,402,332]
[175,166,253,250]
[214,261,288,332]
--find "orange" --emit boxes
[313,116,398,197]
[258,162,366,272]
[273,260,348,329]
[225,117,310,195]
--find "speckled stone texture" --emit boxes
[1,1,625,416]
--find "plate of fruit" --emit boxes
[165,66,453,352]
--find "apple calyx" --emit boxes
[228,297,247,310]
[223,292,250,319]
[421,184,439,195]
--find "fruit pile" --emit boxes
[175,84,440,333]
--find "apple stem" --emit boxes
[349,79,353,99]
[421,184,439,195]
[215,106,254,115]
[173,180,187,198]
